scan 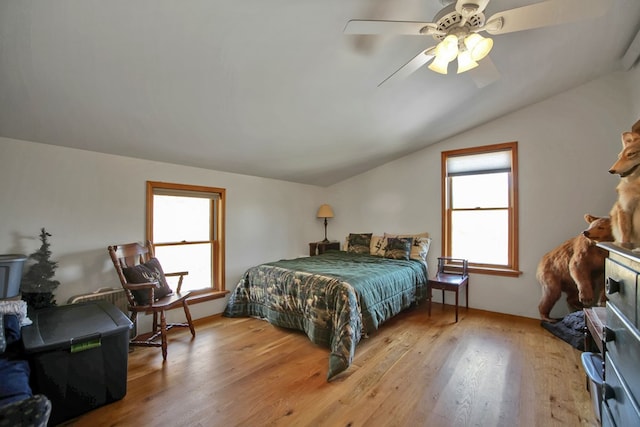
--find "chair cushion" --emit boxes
[122,258,173,305]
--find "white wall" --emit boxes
[2,67,639,323]
[328,69,640,319]
[627,64,640,116]
[0,137,325,321]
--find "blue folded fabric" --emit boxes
[0,358,33,406]
[541,311,585,350]
[0,315,4,353]
[3,314,21,346]
[0,314,33,407]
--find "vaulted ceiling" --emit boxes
[1,0,639,186]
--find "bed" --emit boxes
[223,233,430,380]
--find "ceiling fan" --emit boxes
[344,0,613,87]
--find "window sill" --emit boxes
[469,267,522,277]
[185,289,229,304]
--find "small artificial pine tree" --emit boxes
[21,227,60,309]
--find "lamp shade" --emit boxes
[456,50,479,74]
[439,35,459,62]
[428,56,450,74]
[316,204,334,218]
[428,35,459,75]
[464,33,493,61]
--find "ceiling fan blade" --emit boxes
[484,0,613,35]
[467,56,501,88]
[378,48,435,87]
[344,20,437,36]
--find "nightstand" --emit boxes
[309,241,340,256]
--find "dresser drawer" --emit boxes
[604,353,640,427]
[605,258,638,325]
[601,400,616,427]
[605,303,640,403]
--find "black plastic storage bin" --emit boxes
[21,300,132,425]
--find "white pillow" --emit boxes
[370,235,385,257]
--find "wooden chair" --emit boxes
[107,241,195,360]
[428,257,469,322]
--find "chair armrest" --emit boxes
[122,282,157,306]
[123,282,157,290]
[165,271,188,277]
[165,271,189,293]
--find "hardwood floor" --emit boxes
[66,304,597,427]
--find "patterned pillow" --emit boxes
[384,237,413,260]
[347,233,373,254]
[384,232,430,262]
[369,235,385,257]
[412,237,432,263]
[122,257,173,305]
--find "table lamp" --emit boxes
[316,204,334,243]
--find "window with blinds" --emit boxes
[441,142,520,276]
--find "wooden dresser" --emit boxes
[598,242,640,427]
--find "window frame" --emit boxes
[146,181,227,299]
[441,142,521,277]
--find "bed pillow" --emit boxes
[384,232,431,262]
[369,235,385,257]
[347,233,373,254]
[122,257,173,305]
[412,237,432,263]
[384,232,429,240]
[384,237,413,260]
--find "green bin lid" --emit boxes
[22,300,132,354]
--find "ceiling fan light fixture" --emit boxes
[428,56,450,74]
[464,33,493,61]
[457,50,479,73]
[438,34,459,61]
[428,34,459,75]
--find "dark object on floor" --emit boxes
[0,313,52,427]
[0,394,51,427]
[22,301,132,426]
[541,310,585,350]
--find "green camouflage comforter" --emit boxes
[223,251,428,380]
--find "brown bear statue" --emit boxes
[536,214,613,322]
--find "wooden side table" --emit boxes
[309,241,340,256]
[427,257,469,322]
[584,307,606,355]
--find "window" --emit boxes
[441,142,520,276]
[146,181,226,294]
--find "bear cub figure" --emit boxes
[536,214,613,322]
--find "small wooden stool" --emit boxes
[428,257,469,322]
